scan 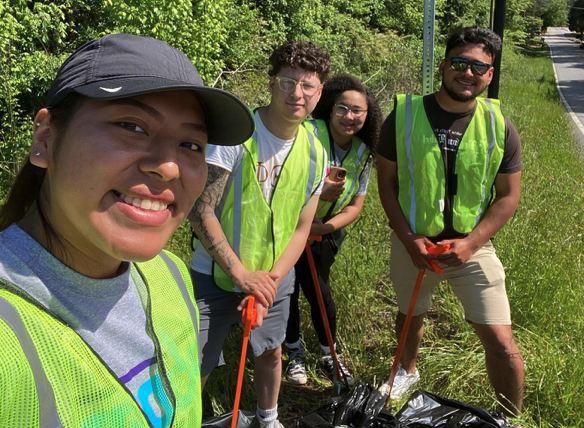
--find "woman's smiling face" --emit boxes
[34,90,208,276]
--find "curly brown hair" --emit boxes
[311,73,382,154]
[268,41,331,82]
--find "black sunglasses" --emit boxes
[448,57,492,76]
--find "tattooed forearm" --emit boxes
[188,165,230,223]
[188,164,239,279]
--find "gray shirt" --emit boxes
[0,224,172,427]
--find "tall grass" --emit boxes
[166,47,584,427]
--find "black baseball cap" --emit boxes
[46,34,254,146]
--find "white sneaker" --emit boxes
[286,349,308,385]
[378,365,420,400]
[250,418,285,428]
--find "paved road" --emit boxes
[545,27,584,143]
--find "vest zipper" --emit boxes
[0,281,155,428]
[424,96,476,237]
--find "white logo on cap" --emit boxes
[99,86,123,93]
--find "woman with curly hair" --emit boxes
[285,73,382,386]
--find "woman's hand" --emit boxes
[320,175,346,201]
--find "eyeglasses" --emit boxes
[333,104,368,118]
[448,57,492,76]
[275,76,321,96]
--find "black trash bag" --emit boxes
[202,410,255,428]
[395,390,514,428]
[294,383,404,428]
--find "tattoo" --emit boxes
[188,165,237,278]
[188,165,230,223]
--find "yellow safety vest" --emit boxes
[213,122,325,292]
[0,251,201,428]
[306,119,371,220]
[395,94,506,237]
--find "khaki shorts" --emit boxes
[390,232,511,325]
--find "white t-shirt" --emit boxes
[191,110,327,275]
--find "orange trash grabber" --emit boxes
[383,243,450,406]
[231,296,257,428]
[305,235,347,394]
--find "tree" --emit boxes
[541,0,568,27]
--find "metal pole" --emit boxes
[489,0,494,29]
[488,0,506,99]
[422,0,436,95]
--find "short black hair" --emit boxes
[268,41,331,82]
[445,26,502,61]
[311,73,382,154]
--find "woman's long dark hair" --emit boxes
[0,94,85,238]
[312,73,382,154]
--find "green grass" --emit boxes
[170,48,584,427]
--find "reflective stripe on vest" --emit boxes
[214,123,325,292]
[404,95,417,233]
[478,98,498,226]
[0,251,200,427]
[395,94,506,236]
[158,251,199,337]
[0,296,63,428]
[308,120,370,219]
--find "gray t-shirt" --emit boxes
[0,224,172,427]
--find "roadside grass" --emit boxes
[166,48,584,427]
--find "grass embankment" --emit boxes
[166,48,584,427]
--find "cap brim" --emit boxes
[73,77,254,146]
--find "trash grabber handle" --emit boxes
[384,243,450,406]
[304,240,344,390]
[384,269,424,406]
[231,296,257,428]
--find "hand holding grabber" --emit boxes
[231,297,257,428]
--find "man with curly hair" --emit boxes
[188,41,330,428]
[377,26,523,415]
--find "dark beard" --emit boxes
[443,82,477,102]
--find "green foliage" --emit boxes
[103,0,230,83]
[541,0,568,28]
[437,0,491,42]
[569,0,584,33]
[0,0,88,192]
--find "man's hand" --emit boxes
[402,234,437,271]
[238,296,269,330]
[235,270,278,308]
[320,175,345,201]
[435,238,478,266]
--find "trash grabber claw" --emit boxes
[231,296,257,428]
[384,243,450,406]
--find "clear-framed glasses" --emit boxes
[448,57,492,76]
[333,104,368,118]
[275,76,321,96]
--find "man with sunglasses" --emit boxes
[377,26,523,416]
[188,41,330,428]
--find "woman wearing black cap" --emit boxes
[0,34,254,427]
